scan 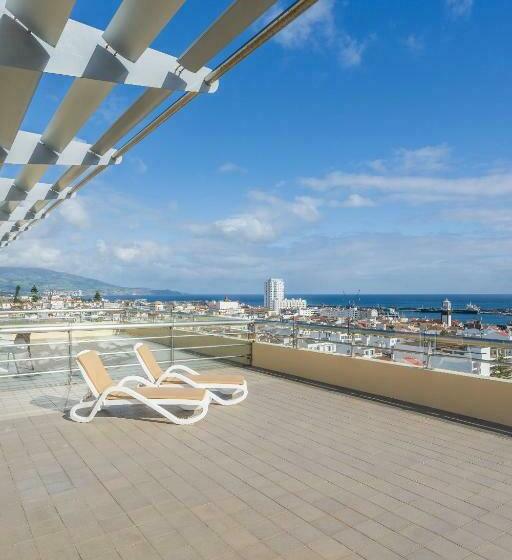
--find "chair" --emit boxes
[134,342,248,406]
[70,350,210,424]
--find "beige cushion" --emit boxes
[108,387,206,401]
[161,373,245,386]
[136,343,164,381]
[77,350,113,393]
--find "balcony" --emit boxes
[1,318,512,559]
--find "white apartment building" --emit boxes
[392,344,491,376]
[362,335,399,350]
[150,301,165,312]
[335,342,381,359]
[298,340,336,353]
[208,300,241,313]
[319,306,377,321]
[358,308,379,320]
[297,307,315,317]
[280,298,307,310]
[264,278,284,311]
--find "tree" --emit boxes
[491,355,512,379]
[13,285,21,303]
[30,285,39,302]
[93,290,102,302]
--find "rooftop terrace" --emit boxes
[2,335,512,560]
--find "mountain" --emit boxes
[0,267,183,297]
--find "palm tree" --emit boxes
[30,285,39,302]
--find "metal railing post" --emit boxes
[170,325,175,366]
[292,318,298,349]
[64,328,73,412]
[248,321,255,365]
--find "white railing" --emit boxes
[254,319,512,377]
[0,319,252,380]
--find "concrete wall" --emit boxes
[252,342,512,427]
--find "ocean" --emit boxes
[108,293,512,326]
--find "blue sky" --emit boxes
[3,0,512,294]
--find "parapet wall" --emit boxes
[252,342,512,428]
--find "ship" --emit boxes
[451,302,481,314]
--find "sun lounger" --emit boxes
[134,342,248,405]
[70,349,210,424]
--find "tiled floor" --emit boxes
[2,349,512,558]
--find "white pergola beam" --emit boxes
[0,179,66,205]
[103,0,186,63]
[0,13,45,151]
[11,78,114,191]
[52,166,88,193]
[0,15,218,94]
[6,0,75,47]
[0,0,311,247]
[75,1,280,171]
[5,131,118,165]
[91,88,171,156]
[178,0,277,72]
[15,165,48,192]
[42,78,115,153]
[0,66,41,151]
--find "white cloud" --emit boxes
[290,196,323,221]
[395,144,451,173]
[366,159,387,173]
[59,197,89,229]
[339,33,369,68]
[273,0,336,49]
[301,169,512,201]
[365,144,452,175]
[446,0,473,18]
[449,208,512,231]
[404,34,424,52]
[7,226,512,294]
[132,157,148,174]
[213,215,276,243]
[6,188,512,293]
[114,245,143,263]
[298,144,491,206]
[268,0,372,68]
[96,239,108,254]
[110,241,170,263]
[335,194,376,208]
[96,93,126,124]
[0,239,61,268]
[188,190,323,244]
[218,162,246,174]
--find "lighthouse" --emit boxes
[441,298,452,328]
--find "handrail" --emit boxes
[255,319,512,347]
[0,318,251,334]
[0,307,128,314]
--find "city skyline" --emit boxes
[1,0,511,294]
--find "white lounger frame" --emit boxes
[70,350,210,424]
[134,342,248,406]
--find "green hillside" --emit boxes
[0,267,182,296]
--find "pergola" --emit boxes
[0,0,317,247]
